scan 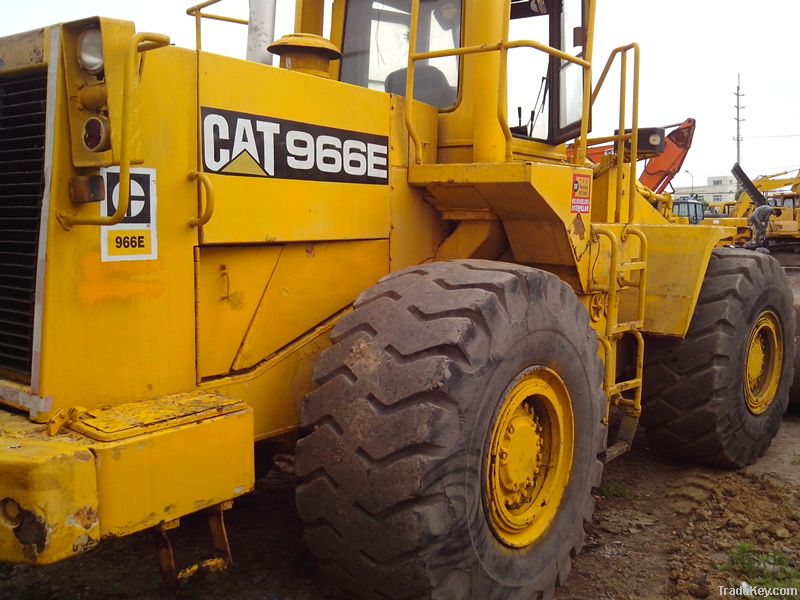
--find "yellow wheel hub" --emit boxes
[744,310,782,415]
[485,367,574,548]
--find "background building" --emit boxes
[672,175,738,205]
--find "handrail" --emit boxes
[188,171,215,227]
[591,43,636,106]
[625,227,648,327]
[186,0,247,23]
[592,226,621,338]
[411,40,589,67]
[405,0,593,166]
[58,33,170,228]
[186,0,248,51]
[590,43,640,223]
[592,224,647,415]
[404,0,423,165]
[576,0,596,165]
[403,1,641,227]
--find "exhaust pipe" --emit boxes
[247,0,277,65]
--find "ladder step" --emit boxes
[618,260,646,272]
[609,378,641,395]
[611,320,643,334]
[602,441,630,463]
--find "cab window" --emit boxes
[508,0,586,144]
[340,0,462,110]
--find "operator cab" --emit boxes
[339,0,462,110]
[672,198,705,225]
[338,0,587,150]
[507,0,585,145]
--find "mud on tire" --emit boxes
[294,260,606,599]
[642,248,795,469]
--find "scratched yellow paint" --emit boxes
[0,396,253,561]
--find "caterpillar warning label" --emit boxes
[571,173,591,214]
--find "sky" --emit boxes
[1,0,798,190]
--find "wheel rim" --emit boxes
[485,366,574,548]
[744,310,783,415]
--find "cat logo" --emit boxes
[201,107,389,185]
[99,167,158,262]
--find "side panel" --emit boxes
[198,54,392,244]
[387,95,444,271]
[197,240,389,379]
[200,320,334,441]
[231,240,389,372]
[38,47,198,414]
[196,246,282,379]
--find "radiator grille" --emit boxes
[0,68,47,382]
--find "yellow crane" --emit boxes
[0,1,795,597]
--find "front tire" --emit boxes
[294,260,606,599]
[642,248,795,468]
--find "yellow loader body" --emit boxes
[0,0,750,573]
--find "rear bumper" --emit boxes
[0,424,98,563]
[0,393,254,564]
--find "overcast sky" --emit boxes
[2,0,798,190]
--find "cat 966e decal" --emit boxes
[202,107,389,185]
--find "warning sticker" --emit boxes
[100,167,158,262]
[571,173,591,214]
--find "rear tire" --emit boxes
[642,248,795,468]
[295,260,606,599]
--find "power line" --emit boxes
[734,73,744,166]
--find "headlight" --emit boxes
[77,27,104,75]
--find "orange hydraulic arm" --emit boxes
[639,118,696,193]
[582,118,696,194]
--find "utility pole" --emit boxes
[734,73,744,166]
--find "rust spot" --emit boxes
[227,292,245,310]
[13,507,47,560]
[75,450,93,462]
[571,213,587,240]
[305,244,315,257]
[72,506,98,530]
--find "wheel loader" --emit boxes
[703,163,800,247]
[0,1,795,598]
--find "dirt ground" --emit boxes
[2,415,799,600]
